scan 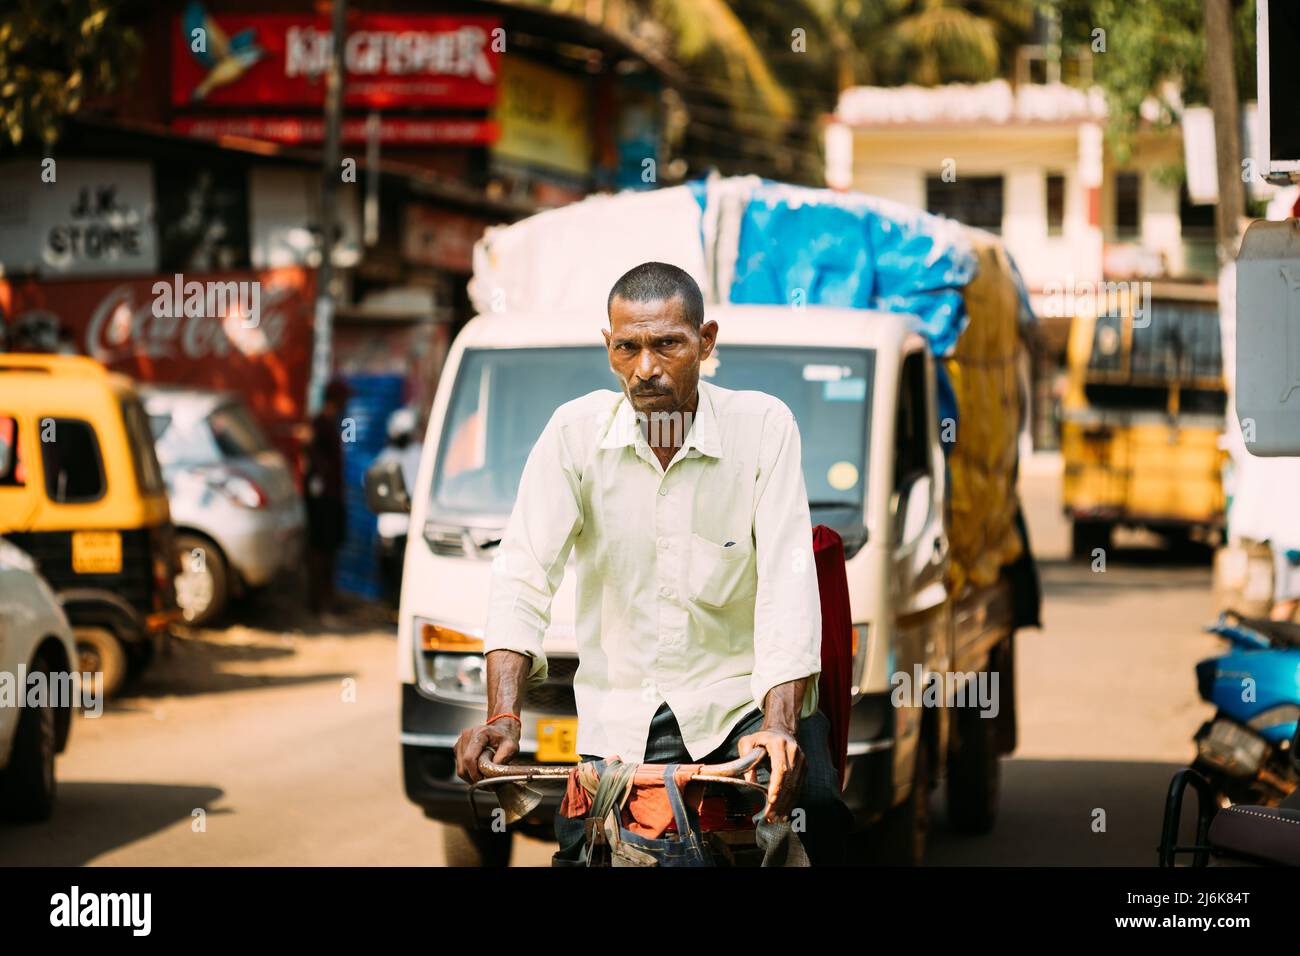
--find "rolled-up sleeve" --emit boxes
[750,408,822,717]
[483,412,583,690]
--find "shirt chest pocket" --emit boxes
[687,533,756,609]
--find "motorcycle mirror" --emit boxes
[365,459,411,514]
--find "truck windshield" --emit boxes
[429,345,874,529]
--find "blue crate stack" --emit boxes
[336,373,405,601]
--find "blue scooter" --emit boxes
[1190,611,1300,806]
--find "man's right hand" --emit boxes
[454,717,521,784]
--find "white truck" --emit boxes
[372,298,1038,865]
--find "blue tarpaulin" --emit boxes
[689,178,980,357]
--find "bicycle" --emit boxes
[469,747,777,866]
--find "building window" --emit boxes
[925,175,1004,233]
[1179,183,1215,239]
[1114,171,1141,240]
[1046,173,1065,237]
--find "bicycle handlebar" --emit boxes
[475,745,768,782]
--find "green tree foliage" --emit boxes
[0,0,139,149]
[1058,0,1256,160]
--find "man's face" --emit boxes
[603,294,717,417]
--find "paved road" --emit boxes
[0,455,1220,866]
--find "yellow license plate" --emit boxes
[535,718,579,763]
[71,531,122,574]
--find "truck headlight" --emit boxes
[430,653,487,698]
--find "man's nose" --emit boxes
[633,348,660,382]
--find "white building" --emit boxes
[825,79,1218,315]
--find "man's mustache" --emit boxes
[631,385,672,397]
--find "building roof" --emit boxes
[834,79,1108,129]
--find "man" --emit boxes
[303,377,350,619]
[371,407,422,608]
[454,262,851,865]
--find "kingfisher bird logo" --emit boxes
[183,2,265,102]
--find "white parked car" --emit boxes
[140,387,305,626]
[0,537,78,822]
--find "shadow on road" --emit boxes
[0,782,226,865]
[110,633,357,702]
[927,757,1199,866]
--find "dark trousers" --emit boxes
[553,702,852,866]
[306,548,337,615]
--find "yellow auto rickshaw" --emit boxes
[0,354,179,697]
[1060,285,1226,558]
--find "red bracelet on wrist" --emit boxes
[486,712,521,726]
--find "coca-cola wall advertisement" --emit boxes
[0,268,314,465]
[171,11,501,109]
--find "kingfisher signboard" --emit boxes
[171,8,502,109]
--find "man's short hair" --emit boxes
[607,261,704,330]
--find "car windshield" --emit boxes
[429,345,874,531]
[150,401,272,466]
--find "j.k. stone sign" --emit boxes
[0,160,159,279]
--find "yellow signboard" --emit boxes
[492,56,592,178]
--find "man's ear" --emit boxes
[601,327,611,349]
[699,319,719,358]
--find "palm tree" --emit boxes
[862,0,1036,87]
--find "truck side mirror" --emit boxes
[892,472,932,547]
[365,459,411,514]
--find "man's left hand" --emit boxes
[738,729,805,824]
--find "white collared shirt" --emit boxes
[484,380,822,762]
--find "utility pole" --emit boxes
[1203,0,1244,264]
[308,0,348,416]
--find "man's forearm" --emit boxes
[761,678,807,735]
[486,649,532,719]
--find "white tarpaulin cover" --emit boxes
[469,186,709,320]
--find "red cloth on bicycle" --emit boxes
[813,525,852,788]
[560,762,720,838]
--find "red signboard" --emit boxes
[171,13,500,109]
[173,115,498,145]
[0,268,316,464]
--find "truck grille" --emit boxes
[529,655,577,714]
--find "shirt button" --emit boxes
[657,537,669,549]
[658,486,668,496]
[659,586,673,598]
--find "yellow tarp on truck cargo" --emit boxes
[943,231,1027,594]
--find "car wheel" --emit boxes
[0,652,59,822]
[74,626,127,700]
[175,533,229,626]
[441,824,513,867]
